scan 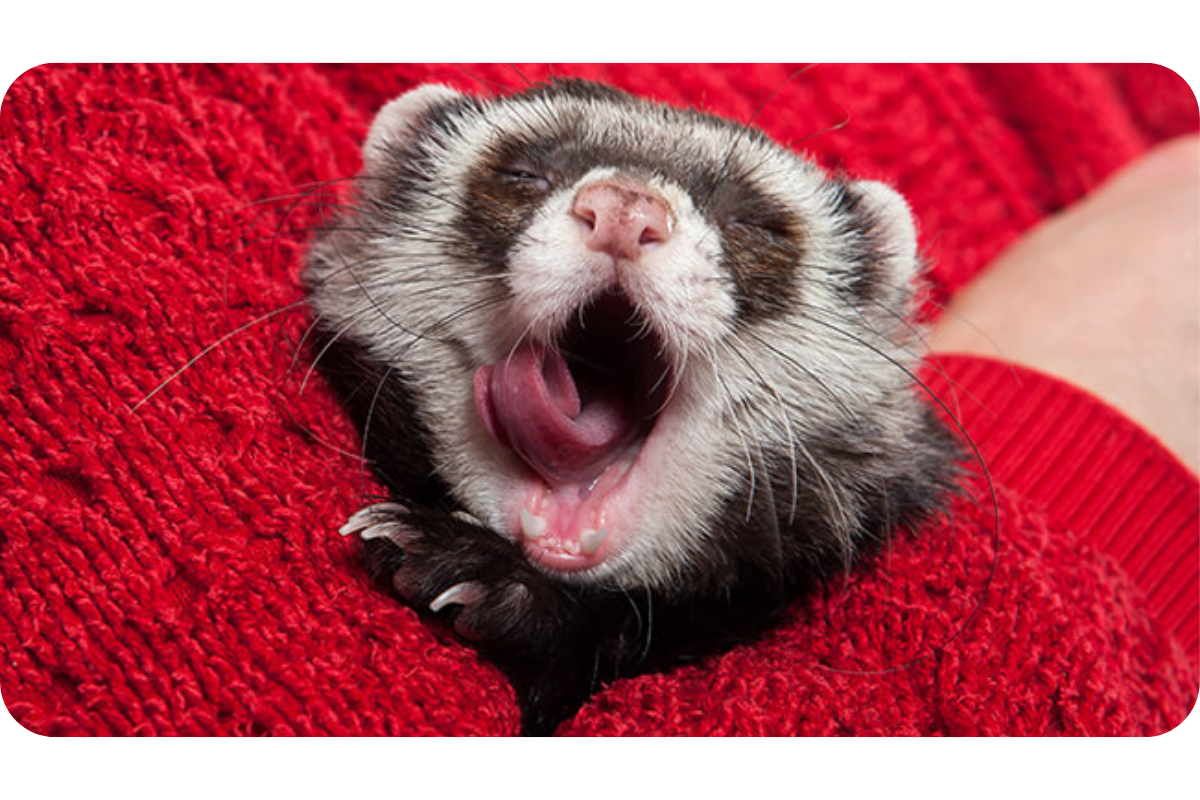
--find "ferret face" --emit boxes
[306,80,933,594]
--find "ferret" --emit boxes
[303,78,960,734]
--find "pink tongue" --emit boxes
[474,344,634,484]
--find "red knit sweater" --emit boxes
[0,64,1196,736]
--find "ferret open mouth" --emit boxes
[474,292,673,571]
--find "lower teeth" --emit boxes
[580,527,609,555]
[522,516,610,558]
[520,507,547,539]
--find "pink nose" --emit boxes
[571,181,672,261]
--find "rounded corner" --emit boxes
[1,63,58,113]
[0,686,57,739]
[1152,690,1200,738]
[0,61,55,107]
[1137,63,1195,110]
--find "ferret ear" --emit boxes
[363,84,465,171]
[849,180,920,286]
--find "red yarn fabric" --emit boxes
[1,64,1196,736]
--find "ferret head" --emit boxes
[306,79,954,596]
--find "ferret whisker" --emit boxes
[656,347,689,415]
[359,365,396,494]
[419,272,510,288]
[820,436,999,671]
[708,350,759,523]
[131,299,309,412]
[718,338,802,527]
[781,308,1003,603]
[338,257,461,347]
[386,274,510,302]
[314,247,511,350]
[348,268,504,290]
[243,198,367,217]
[242,175,362,209]
[610,585,655,669]
[505,321,537,372]
[236,225,394,250]
[737,328,860,425]
[796,105,852,145]
[258,176,347,313]
[720,331,861,566]
[789,299,925,363]
[398,181,482,219]
[646,361,672,400]
[300,307,376,397]
[639,588,654,665]
[413,292,509,343]
[259,321,374,465]
[283,310,330,380]
[232,177,360,240]
[779,279,979,406]
[396,228,493,250]
[749,65,820,129]
[139,178,379,417]
[507,63,534,89]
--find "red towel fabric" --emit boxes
[1,63,1196,735]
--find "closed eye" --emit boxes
[500,166,552,192]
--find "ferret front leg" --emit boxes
[341,501,601,733]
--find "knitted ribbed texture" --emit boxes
[1,64,1196,735]
[926,356,1200,667]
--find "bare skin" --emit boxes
[928,135,1200,474]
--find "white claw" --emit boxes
[580,527,609,555]
[520,508,547,539]
[430,582,485,613]
[360,522,405,542]
[339,502,406,536]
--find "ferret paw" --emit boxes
[345,502,544,643]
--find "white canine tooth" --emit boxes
[520,508,547,539]
[580,527,609,556]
